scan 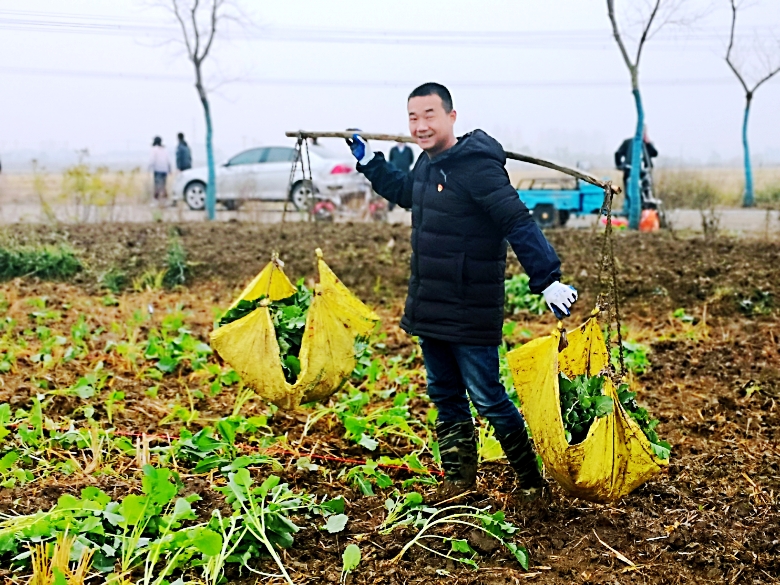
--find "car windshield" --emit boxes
[265,147,297,163]
[227,148,264,166]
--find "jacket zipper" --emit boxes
[411,167,427,327]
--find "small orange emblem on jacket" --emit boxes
[437,184,443,192]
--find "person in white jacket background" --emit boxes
[149,136,172,202]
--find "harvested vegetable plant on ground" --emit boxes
[0,222,778,584]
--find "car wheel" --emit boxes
[184,181,207,211]
[532,204,558,229]
[290,180,315,210]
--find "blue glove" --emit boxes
[542,282,578,319]
[345,131,374,166]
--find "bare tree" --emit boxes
[170,0,227,220]
[725,0,780,208]
[606,0,681,230]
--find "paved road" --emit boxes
[1,202,778,234]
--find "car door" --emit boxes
[220,148,266,200]
[254,147,298,200]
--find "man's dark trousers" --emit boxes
[419,336,525,436]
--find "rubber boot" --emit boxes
[496,426,544,500]
[435,420,478,500]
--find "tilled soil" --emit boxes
[6,222,779,312]
[0,223,778,584]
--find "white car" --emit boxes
[173,145,367,211]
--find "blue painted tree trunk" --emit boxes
[628,88,644,230]
[741,97,754,207]
[202,97,216,220]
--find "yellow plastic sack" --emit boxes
[507,316,668,502]
[210,249,379,409]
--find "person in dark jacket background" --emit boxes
[389,141,414,174]
[387,141,414,211]
[614,126,658,213]
[347,82,577,499]
[176,133,192,172]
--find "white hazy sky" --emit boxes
[1,0,779,170]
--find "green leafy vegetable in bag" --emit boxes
[617,384,671,460]
[559,373,614,444]
[218,279,313,384]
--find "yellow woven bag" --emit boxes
[210,249,379,409]
[507,316,668,502]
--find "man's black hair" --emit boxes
[177,132,185,141]
[408,82,453,113]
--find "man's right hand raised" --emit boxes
[345,130,375,166]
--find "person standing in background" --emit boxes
[614,126,658,214]
[176,133,192,172]
[149,136,172,203]
[387,141,414,211]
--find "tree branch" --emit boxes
[635,0,662,68]
[725,0,751,95]
[752,62,780,93]
[171,0,195,60]
[190,0,201,64]
[200,0,221,61]
[607,0,635,72]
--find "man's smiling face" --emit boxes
[407,94,457,158]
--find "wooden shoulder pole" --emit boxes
[285,130,619,194]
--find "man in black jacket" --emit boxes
[389,141,414,173]
[176,133,192,172]
[347,82,577,498]
[387,142,414,211]
[614,127,658,212]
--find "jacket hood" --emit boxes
[429,129,505,166]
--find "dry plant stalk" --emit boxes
[135,432,151,468]
[30,532,94,585]
[82,425,103,474]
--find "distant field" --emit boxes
[0,168,148,205]
[1,165,779,211]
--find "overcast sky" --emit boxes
[1,0,779,170]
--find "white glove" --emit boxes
[345,132,375,166]
[542,282,578,318]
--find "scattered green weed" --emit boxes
[387,503,529,571]
[611,340,651,375]
[0,244,81,280]
[163,230,189,289]
[99,268,128,294]
[504,274,547,315]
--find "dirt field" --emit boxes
[0,223,778,584]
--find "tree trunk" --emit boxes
[201,96,217,220]
[628,88,645,230]
[742,95,754,207]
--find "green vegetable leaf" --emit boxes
[450,539,476,554]
[592,395,615,417]
[507,542,530,570]
[358,434,379,451]
[141,465,179,506]
[324,514,349,534]
[342,543,361,572]
[118,495,147,526]
[190,527,223,556]
[320,496,346,515]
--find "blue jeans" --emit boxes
[419,336,526,438]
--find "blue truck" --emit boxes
[516,177,605,228]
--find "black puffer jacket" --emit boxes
[358,130,560,345]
